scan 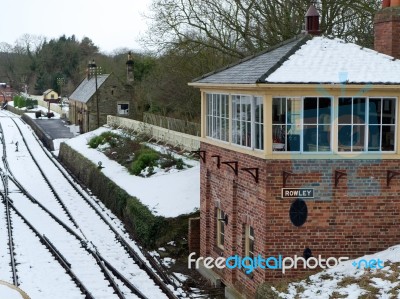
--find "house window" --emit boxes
[245,225,254,260]
[303,97,332,152]
[216,209,225,249]
[272,97,332,152]
[117,103,129,115]
[206,93,229,142]
[338,97,396,152]
[232,95,264,150]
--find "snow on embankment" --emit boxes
[61,127,200,218]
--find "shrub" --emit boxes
[124,197,167,247]
[159,157,175,169]
[26,98,36,109]
[129,147,160,176]
[88,135,103,148]
[176,158,184,170]
[88,131,121,149]
[13,95,26,108]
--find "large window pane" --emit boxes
[304,97,318,124]
[339,98,352,124]
[338,97,396,152]
[353,98,366,124]
[254,97,264,150]
[338,125,352,151]
[232,95,263,150]
[318,124,331,151]
[368,125,381,151]
[383,98,396,125]
[369,98,381,125]
[273,98,285,124]
[206,93,229,142]
[272,97,330,152]
[303,125,317,152]
[382,125,395,151]
[352,125,365,151]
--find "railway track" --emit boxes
[0,171,17,286]
[0,111,185,298]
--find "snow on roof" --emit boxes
[265,36,400,84]
[193,35,309,84]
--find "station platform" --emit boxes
[21,114,75,151]
[31,118,75,140]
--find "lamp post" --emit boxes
[56,77,65,113]
[56,77,64,100]
[88,59,102,129]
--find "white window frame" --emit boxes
[272,96,333,153]
[245,225,254,260]
[338,97,397,153]
[232,95,264,150]
[206,93,229,142]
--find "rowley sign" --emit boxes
[281,188,314,199]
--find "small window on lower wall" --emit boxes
[117,103,129,115]
[245,225,254,260]
[217,209,225,249]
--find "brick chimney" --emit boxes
[305,4,320,35]
[126,52,134,83]
[374,0,400,59]
[87,59,96,80]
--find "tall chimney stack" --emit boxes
[374,0,400,59]
[126,52,134,83]
[87,59,96,80]
[305,4,320,35]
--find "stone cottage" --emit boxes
[69,56,134,133]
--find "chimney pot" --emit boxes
[305,4,320,35]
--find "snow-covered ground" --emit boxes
[0,111,180,298]
[274,245,400,298]
[61,127,200,217]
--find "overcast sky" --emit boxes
[2,0,152,53]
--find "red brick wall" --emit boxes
[188,217,201,255]
[374,7,400,59]
[200,142,400,298]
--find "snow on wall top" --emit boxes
[265,36,400,84]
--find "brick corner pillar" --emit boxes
[374,6,400,59]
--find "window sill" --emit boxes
[213,245,224,256]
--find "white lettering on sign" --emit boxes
[281,188,314,199]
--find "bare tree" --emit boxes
[143,0,381,58]
[14,34,46,54]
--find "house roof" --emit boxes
[69,74,110,103]
[43,89,55,95]
[193,35,400,85]
[193,35,310,84]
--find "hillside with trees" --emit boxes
[0,0,381,123]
